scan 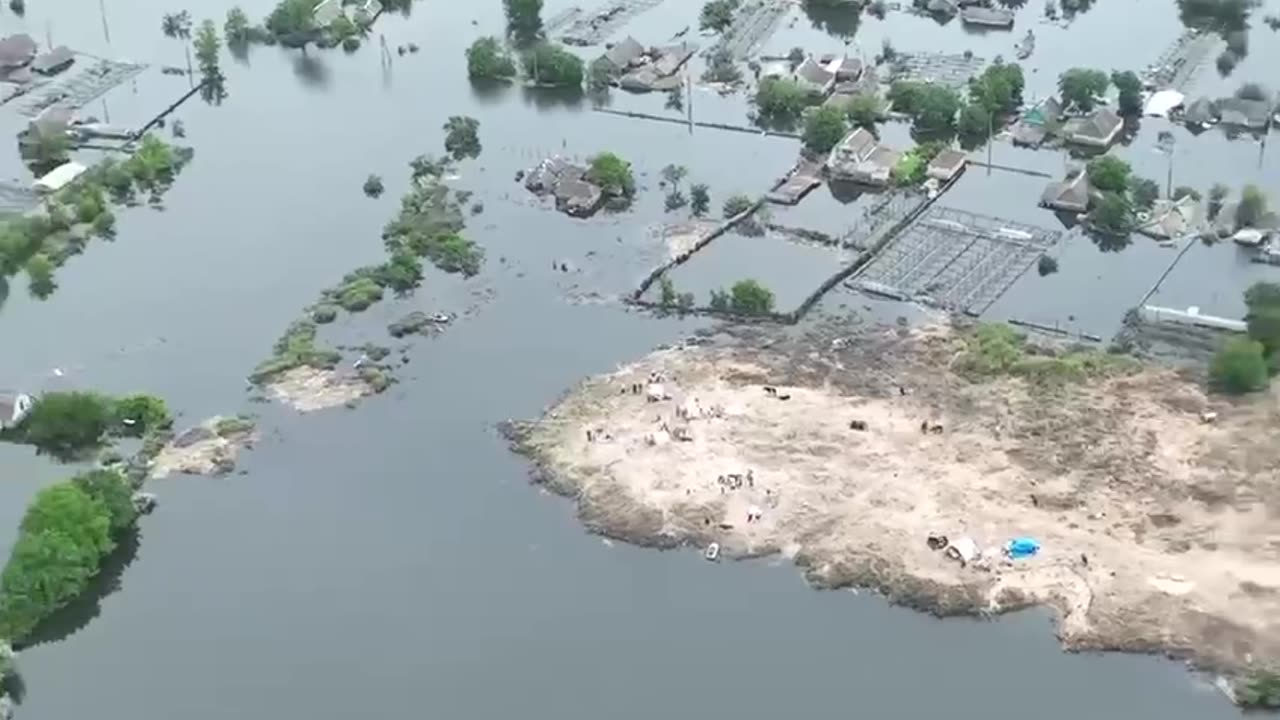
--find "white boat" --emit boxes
[703,542,720,561]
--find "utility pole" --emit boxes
[99,0,112,46]
[685,68,693,134]
[986,108,993,175]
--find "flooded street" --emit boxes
[0,0,1274,716]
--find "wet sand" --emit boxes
[504,322,1280,685]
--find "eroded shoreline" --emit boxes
[501,321,1280,687]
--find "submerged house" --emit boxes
[1061,107,1123,148]
[31,46,75,76]
[1136,195,1200,240]
[926,149,967,182]
[0,391,34,432]
[1012,97,1061,147]
[597,35,645,74]
[523,156,605,218]
[827,127,899,186]
[1040,169,1090,214]
[960,5,1015,27]
[1216,97,1273,131]
[793,56,836,96]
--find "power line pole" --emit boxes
[685,68,693,134]
[99,0,112,46]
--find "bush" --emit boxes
[955,323,1132,383]
[729,279,774,315]
[11,392,115,459]
[587,152,635,198]
[723,193,753,218]
[467,36,518,81]
[333,275,385,311]
[0,472,135,642]
[1237,668,1280,709]
[1209,337,1268,393]
[250,320,342,383]
[112,394,172,436]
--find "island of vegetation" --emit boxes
[504,318,1280,703]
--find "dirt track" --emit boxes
[505,322,1280,676]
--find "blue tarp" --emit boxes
[1006,537,1040,558]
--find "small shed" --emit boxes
[33,161,88,193]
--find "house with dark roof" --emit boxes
[31,46,75,76]
[926,149,967,182]
[0,33,37,71]
[1040,170,1090,214]
[834,56,863,82]
[1061,107,1123,147]
[960,5,1014,27]
[1216,97,1273,130]
[793,56,836,95]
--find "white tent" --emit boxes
[1144,89,1185,118]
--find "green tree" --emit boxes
[1111,70,1143,116]
[72,469,137,532]
[661,164,689,188]
[1129,177,1160,211]
[266,0,317,42]
[363,174,384,198]
[755,77,817,124]
[225,6,254,46]
[659,275,678,307]
[1244,281,1280,360]
[700,0,740,30]
[504,0,544,44]
[194,18,227,103]
[466,36,517,81]
[1208,183,1230,218]
[522,42,584,88]
[702,46,742,84]
[1058,68,1109,111]
[802,105,848,154]
[10,392,114,459]
[25,130,72,174]
[587,152,635,198]
[723,193,753,218]
[1086,155,1132,193]
[112,394,172,436]
[1210,337,1269,393]
[846,93,880,129]
[969,61,1024,114]
[25,253,56,300]
[379,251,424,293]
[889,81,959,132]
[709,288,730,311]
[443,116,482,160]
[1089,191,1133,237]
[1237,184,1268,228]
[956,102,992,142]
[729,279,775,315]
[690,183,711,216]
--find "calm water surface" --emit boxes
[0,0,1266,717]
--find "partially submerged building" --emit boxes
[613,41,697,93]
[523,156,605,218]
[1136,195,1200,240]
[596,36,645,74]
[1216,96,1273,131]
[1061,107,1123,148]
[34,161,88,194]
[31,46,75,76]
[827,127,899,186]
[926,149,967,182]
[1012,97,1062,147]
[1040,169,1090,214]
[960,5,1015,27]
[793,56,836,96]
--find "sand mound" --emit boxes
[265,367,376,412]
[150,416,257,479]
[508,324,1280,675]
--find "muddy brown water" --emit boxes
[0,0,1271,716]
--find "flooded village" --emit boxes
[1,0,1279,717]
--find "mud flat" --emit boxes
[503,321,1280,685]
[264,366,383,412]
[149,416,258,478]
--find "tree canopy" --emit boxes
[755,77,818,125]
[467,36,518,81]
[1210,337,1269,393]
[1237,184,1268,228]
[522,42,584,88]
[266,0,317,40]
[1112,70,1143,116]
[1086,155,1131,193]
[504,0,544,44]
[968,61,1025,115]
[700,0,740,31]
[729,279,775,315]
[587,152,636,198]
[846,93,880,129]
[802,105,848,154]
[887,81,960,133]
[690,183,711,216]
[443,116,482,160]
[1058,68,1109,111]
[1129,177,1160,211]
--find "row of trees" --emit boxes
[1211,281,1280,394]
[0,469,140,643]
[466,36,585,89]
[884,62,1026,141]
[0,391,172,461]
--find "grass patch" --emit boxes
[250,320,341,384]
[954,324,1136,384]
[214,415,256,438]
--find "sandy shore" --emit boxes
[503,322,1280,681]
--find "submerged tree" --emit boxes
[161,10,195,76]
[700,0,741,31]
[504,0,544,45]
[1057,67,1109,111]
[225,6,255,47]
[690,183,711,217]
[194,19,228,104]
[466,36,517,81]
[443,116,482,160]
[802,104,848,154]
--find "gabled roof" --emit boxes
[603,36,645,69]
[837,127,877,159]
[794,57,834,87]
[928,148,967,173]
[32,46,75,75]
[1217,97,1272,129]
[1041,170,1089,210]
[1073,107,1122,140]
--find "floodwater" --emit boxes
[0,0,1271,717]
